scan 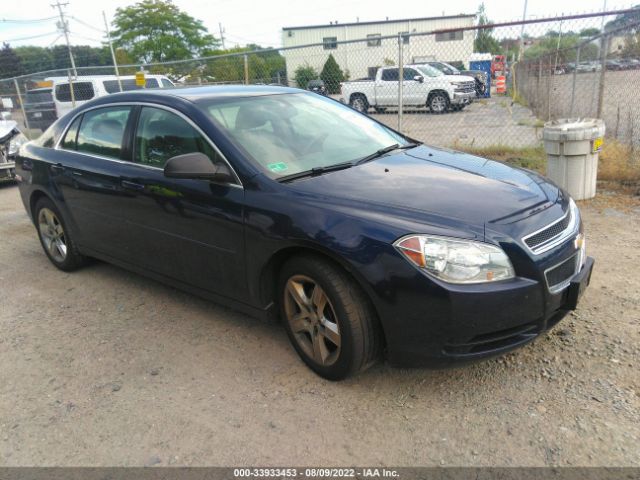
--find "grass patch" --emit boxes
[450,143,547,173]
[451,140,640,183]
[598,139,640,182]
[516,118,545,128]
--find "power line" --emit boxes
[1,31,59,43]
[69,16,104,33]
[0,16,57,23]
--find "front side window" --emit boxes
[76,106,132,159]
[200,93,408,179]
[134,107,221,168]
[323,37,337,50]
[161,79,174,88]
[367,34,382,47]
[403,68,419,80]
[55,82,95,102]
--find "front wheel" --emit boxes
[279,256,381,380]
[34,197,85,271]
[428,92,450,114]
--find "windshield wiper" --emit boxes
[277,161,355,183]
[355,142,422,165]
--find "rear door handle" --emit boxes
[121,179,145,191]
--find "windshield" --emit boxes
[416,64,445,77]
[25,90,53,104]
[200,93,408,178]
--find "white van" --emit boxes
[46,74,175,118]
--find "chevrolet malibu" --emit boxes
[15,86,594,380]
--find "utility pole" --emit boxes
[219,22,226,49]
[518,0,528,61]
[51,0,77,77]
[103,11,122,91]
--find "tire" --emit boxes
[428,92,449,114]
[34,197,85,271]
[349,95,369,114]
[452,105,465,112]
[374,106,387,114]
[279,255,380,380]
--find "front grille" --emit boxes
[545,253,578,293]
[455,81,475,93]
[523,209,573,253]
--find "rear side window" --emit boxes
[160,79,174,88]
[381,69,399,81]
[103,78,160,93]
[134,106,221,168]
[54,82,95,102]
[76,106,132,159]
[60,115,82,150]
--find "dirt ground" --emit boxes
[0,182,639,467]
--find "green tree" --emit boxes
[523,34,598,63]
[0,43,24,79]
[320,54,345,94]
[111,0,218,63]
[579,27,601,37]
[293,64,318,88]
[474,3,502,54]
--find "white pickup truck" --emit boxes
[340,64,476,114]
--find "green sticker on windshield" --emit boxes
[268,162,288,173]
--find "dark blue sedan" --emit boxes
[15,86,594,380]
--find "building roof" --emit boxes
[283,14,476,31]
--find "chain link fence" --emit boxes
[2,8,640,181]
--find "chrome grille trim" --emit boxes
[522,202,579,255]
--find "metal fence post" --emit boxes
[13,78,31,139]
[244,54,249,85]
[397,33,404,132]
[569,45,581,117]
[67,69,76,109]
[596,34,607,118]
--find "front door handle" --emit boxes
[50,163,64,174]
[121,180,145,191]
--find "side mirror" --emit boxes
[413,75,424,83]
[164,152,233,182]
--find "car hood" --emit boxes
[445,74,476,83]
[286,145,559,226]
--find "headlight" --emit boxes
[8,133,28,156]
[394,235,515,284]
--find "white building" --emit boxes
[282,14,476,84]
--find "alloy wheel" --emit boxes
[38,207,67,263]
[431,95,447,113]
[283,274,341,366]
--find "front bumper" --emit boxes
[375,250,594,368]
[451,91,475,105]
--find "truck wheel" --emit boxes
[349,95,369,114]
[374,107,387,114]
[279,255,381,380]
[428,93,449,114]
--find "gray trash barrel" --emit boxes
[542,118,605,200]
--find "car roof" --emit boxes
[92,84,303,103]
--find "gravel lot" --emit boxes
[0,182,639,467]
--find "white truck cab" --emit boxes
[340,64,476,114]
[46,74,175,118]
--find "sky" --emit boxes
[0,0,634,50]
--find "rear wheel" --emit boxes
[428,92,450,114]
[349,95,369,114]
[34,197,85,271]
[374,106,387,114]
[279,255,380,380]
